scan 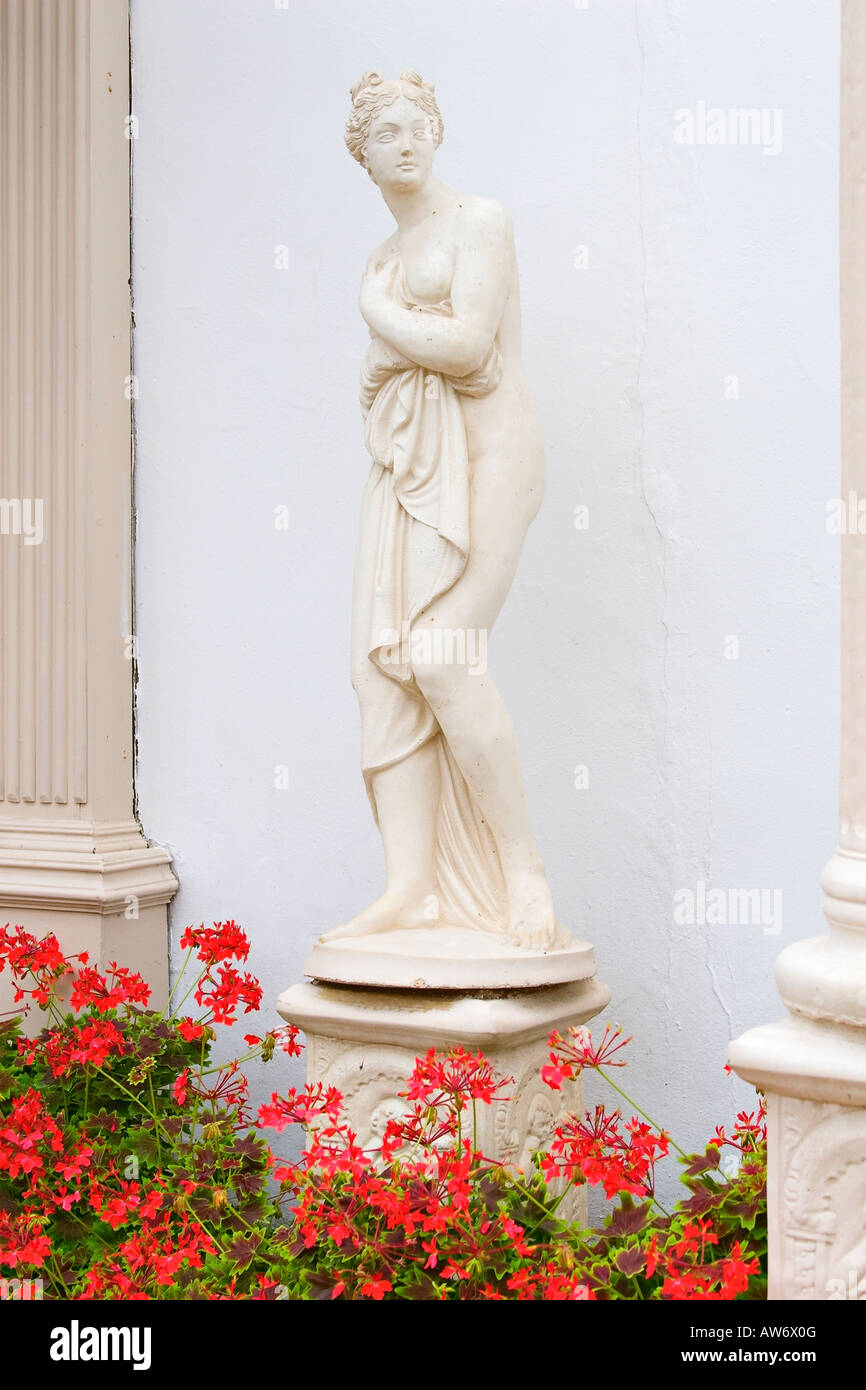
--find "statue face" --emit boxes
[364,95,436,192]
[370,1096,405,1137]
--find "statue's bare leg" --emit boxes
[321,737,441,939]
[413,648,557,950]
[322,437,557,949]
[410,452,558,950]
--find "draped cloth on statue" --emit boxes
[351,256,507,934]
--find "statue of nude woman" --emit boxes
[324,70,568,953]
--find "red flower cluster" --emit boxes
[492,1265,596,1300]
[644,1221,760,1299]
[542,1105,670,1200]
[0,1079,215,1293]
[0,1088,64,1180]
[708,1105,767,1153]
[242,1024,302,1058]
[173,1058,251,1117]
[0,1213,52,1268]
[1,925,150,1030]
[405,1046,510,1110]
[0,921,766,1302]
[193,961,262,1026]
[12,955,152,1079]
[18,1018,127,1078]
[82,1206,214,1298]
[70,963,151,1014]
[270,1114,554,1299]
[379,1101,458,1160]
[0,924,79,1008]
[256,1045,612,1300]
[98,1180,144,1232]
[259,1083,344,1132]
[177,1016,206,1042]
[366,1047,514,1161]
[179,919,250,966]
[541,1024,631,1090]
[178,921,262,1026]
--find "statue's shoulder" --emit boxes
[458,197,511,226]
[453,195,514,247]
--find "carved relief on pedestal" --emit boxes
[310,1039,419,1153]
[494,1062,577,1165]
[303,1029,587,1225]
[777,1095,866,1300]
[494,1052,586,1225]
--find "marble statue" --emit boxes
[320,70,572,966]
[283,72,606,1153]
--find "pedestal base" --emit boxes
[766,1092,866,1300]
[729,1015,866,1299]
[305,927,596,991]
[277,975,609,1225]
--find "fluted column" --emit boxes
[728,0,866,1300]
[0,0,176,1001]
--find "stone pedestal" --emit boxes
[769,1090,866,1301]
[731,1022,866,1300]
[278,968,609,1223]
[728,0,866,1301]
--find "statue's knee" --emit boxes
[410,655,453,708]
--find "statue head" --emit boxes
[526,1092,555,1141]
[369,1095,408,1139]
[345,69,443,190]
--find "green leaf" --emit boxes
[615,1245,646,1276]
[398,1276,439,1300]
[226,1234,262,1269]
[603,1197,652,1238]
[680,1187,719,1217]
[303,1270,343,1301]
[130,1130,159,1163]
[681,1147,722,1177]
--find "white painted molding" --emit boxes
[0,819,177,915]
[0,0,176,997]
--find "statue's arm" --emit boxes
[360,202,511,378]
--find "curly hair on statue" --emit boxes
[344,69,443,174]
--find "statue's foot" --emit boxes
[506,870,558,951]
[320,888,439,942]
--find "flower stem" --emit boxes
[147,1070,162,1167]
[596,1067,689,1160]
[159,945,195,1020]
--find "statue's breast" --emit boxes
[400,248,455,308]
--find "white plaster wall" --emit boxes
[131,0,840,1202]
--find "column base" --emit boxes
[729,1014,866,1299]
[764,1089,866,1300]
[0,818,177,1009]
[277,975,610,1225]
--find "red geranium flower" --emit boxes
[359,1273,392,1300]
[172,1070,191,1106]
[180,920,250,966]
[177,1017,205,1042]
